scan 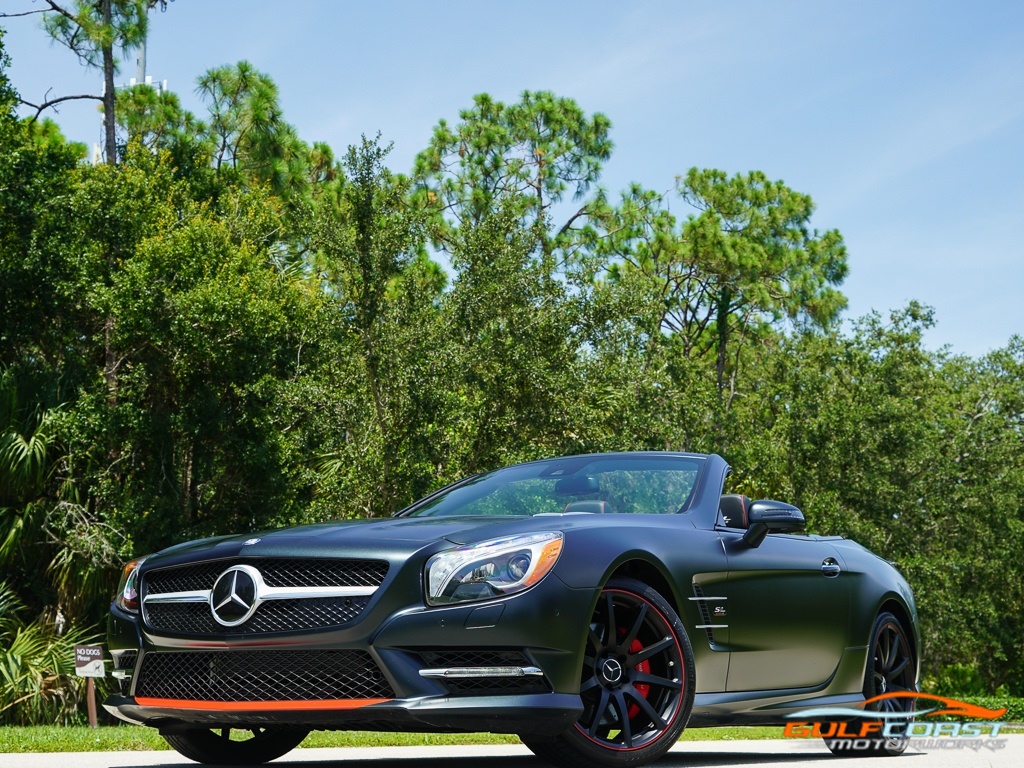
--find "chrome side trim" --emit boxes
[688,596,727,601]
[419,666,544,679]
[695,624,729,629]
[145,590,209,604]
[260,585,379,600]
[144,585,378,605]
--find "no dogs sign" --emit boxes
[74,645,105,678]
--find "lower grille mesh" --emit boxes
[420,650,533,667]
[145,596,370,635]
[135,650,393,702]
[444,676,549,695]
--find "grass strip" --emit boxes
[0,725,783,753]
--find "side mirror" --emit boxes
[742,500,805,547]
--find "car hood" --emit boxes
[142,515,545,569]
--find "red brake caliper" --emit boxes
[627,635,650,719]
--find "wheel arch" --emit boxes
[606,557,683,620]
[876,595,919,681]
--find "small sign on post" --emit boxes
[75,644,104,729]
[75,645,105,678]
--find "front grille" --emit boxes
[135,650,393,702]
[418,649,550,696]
[146,596,370,635]
[141,558,388,636]
[145,558,389,594]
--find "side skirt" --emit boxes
[689,645,868,727]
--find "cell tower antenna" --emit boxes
[136,33,147,84]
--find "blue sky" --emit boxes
[3,0,1022,356]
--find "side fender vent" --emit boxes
[690,583,728,651]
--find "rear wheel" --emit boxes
[825,611,915,757]
[522,577,695,768]
[163,727,309,765]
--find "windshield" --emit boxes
[406,455,704,517]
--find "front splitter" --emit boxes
[104,692,583,736]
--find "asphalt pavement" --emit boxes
[4,738,1022,768]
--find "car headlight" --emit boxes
[114,556,150,613]
[426,532,563,606]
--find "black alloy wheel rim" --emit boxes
[868,620,915,735]
[575,588,685,750]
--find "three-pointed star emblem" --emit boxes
[210,566,260,626]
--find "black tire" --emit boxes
[521,577,695,768]
[825,611,915,757]
[163,727,309,765]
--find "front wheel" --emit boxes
[522,577,695,768]
[163,727,309,765]
[825,610,916,757]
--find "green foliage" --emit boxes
[928,663,994,698]
[196,61,314,204]
[22,118,87,159]
[50,147,322,553]
[595,170,847,411]
[436,202,588,471]
[305,137,439,515]
[0,77,82,363]
[0,583,98,726]
[415,90,612,255]
[37,0,151,164]
[115,83,206,155]
[677,168,848,328]
[954,697,1024,722]
[0,29,12,109]
[41,1,149,70]
[0,368,63,581]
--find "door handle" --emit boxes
[821,558,841,578]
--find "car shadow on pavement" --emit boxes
[116,752,888,768]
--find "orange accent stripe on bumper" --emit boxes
[134,697,391,711]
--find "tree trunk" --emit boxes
[100,1,119,405]
[715,285,732,398]
[101,0,116,165]
[713,285,732,452]
[362,332,393,515]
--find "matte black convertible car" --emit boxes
[106,452,920,767]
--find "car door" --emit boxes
[719,529,849,692]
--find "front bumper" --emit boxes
[104,692,582,735]
[105,571,594,735]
